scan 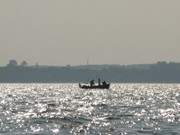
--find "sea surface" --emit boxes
[0,84,180,135]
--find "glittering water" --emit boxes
[0,84,180,135]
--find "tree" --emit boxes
[7,60,18,67]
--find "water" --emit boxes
[0,84,180,135]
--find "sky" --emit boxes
[0,0,179,66]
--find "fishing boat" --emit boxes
[79,79,110,89]
[79,83,110,89]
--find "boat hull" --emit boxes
[79,83,110,89]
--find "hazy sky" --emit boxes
[0,0,179,66]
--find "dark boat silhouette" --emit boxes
[79,78,110,89]
[79,83,110,89]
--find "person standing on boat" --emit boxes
[90,80,95,87]
[102,81,107,86]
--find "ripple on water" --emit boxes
[0,83,180,134]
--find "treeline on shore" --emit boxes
[0,60,180,83]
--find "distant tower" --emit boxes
[87,59,89,65]
[20,60,28,67]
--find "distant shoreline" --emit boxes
[1,61,180,83]
[1,81,180,83]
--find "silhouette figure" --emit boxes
[102,81,107,86]
[90,80,95,87]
